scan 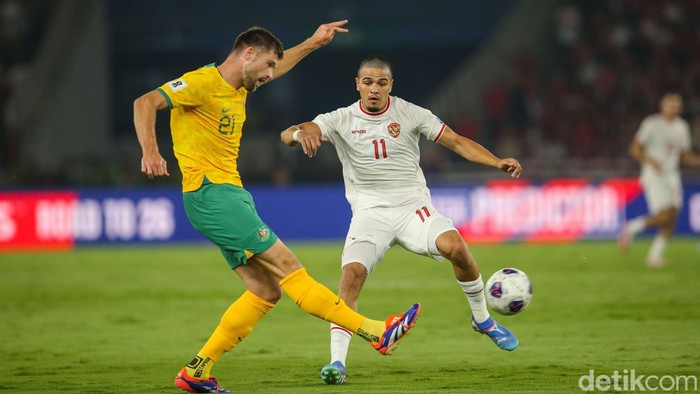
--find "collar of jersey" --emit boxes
[203,62,246,94]
[358,97,391,116]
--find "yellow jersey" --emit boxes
[157,64,247,192]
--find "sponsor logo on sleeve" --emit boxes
[168,79,188,92]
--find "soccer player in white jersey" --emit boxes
[619,93,700,267]
[280,56,523,385]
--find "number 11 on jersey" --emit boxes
[372,139,388,159]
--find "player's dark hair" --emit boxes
[231,27,284,59]
[661,92,682,101]
[358,56,393,77]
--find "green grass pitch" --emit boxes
[1,239,699,393]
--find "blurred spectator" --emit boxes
[476,0,700,168]
[0,0,54,184]
[3,0,700,186]
[481,81,509,147]
[555,2,583,49]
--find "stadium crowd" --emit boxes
[0,0,54,184]
[472,0,700,164]
[2,0,700,186]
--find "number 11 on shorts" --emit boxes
[415,206,431,222]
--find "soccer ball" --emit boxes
[485,268,532,315]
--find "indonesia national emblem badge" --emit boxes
[387,122,401,138]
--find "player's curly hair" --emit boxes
[231,27,284,59]
[358,56,393,77]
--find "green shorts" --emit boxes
[183,179,278,269]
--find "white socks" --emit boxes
[626,217,646,236]
[647,235,667,266]
[627,217,668,266]
[327,274,491,366]
[329,323,353,365]
[458,274,490,323]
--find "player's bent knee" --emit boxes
[342,262,368,278]
[342,262,367,283]
[659,206,678,219]
[436,232,468,261]
[249,286,282,304]
[265,287,283,304]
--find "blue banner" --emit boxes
[1,179,698,250]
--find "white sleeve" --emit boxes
[406,102,447,142]
[312,108,345,145]
[681,120,692,151]
[634,117,653,143]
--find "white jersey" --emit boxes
[313,96,446,210]
[634,113,691,182]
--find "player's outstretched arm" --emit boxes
[681,149,700,167]
[437,126,522,178]
[134,90,170,179]
[280,122,327,158]
[272,20,349,81]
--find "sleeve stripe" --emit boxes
[433,123,446,142]
[156,87,173,110]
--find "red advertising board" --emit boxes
[0,191,78,251]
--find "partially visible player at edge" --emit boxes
[280,56,522,385]
[619,93,700,267]
[133,23,421,394]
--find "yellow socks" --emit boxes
[185,268,389,380]
[357,319,385,343]
[279,268,385,342]
[185,354,215,380]
[186,290,275,379]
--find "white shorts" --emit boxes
[641,175,683,213]
[341,196,456,273]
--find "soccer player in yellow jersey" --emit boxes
[133,21,421,393]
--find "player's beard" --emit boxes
[364,101,383,113]
[243,74,258,92]
[243,74,270,92]
[363,96,386,113]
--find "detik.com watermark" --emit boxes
[578,369,698,392]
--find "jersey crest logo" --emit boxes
[387,122,401,138]
[258,226,270,241]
